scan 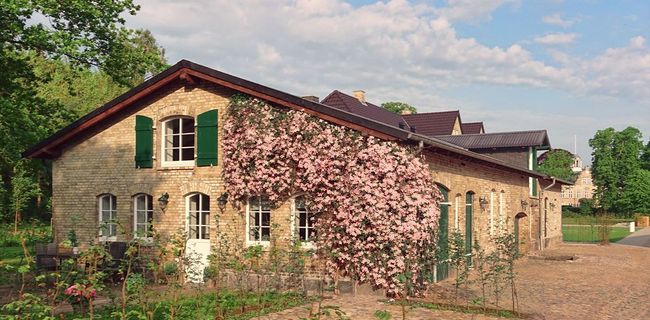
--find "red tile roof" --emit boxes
[402,111,461,136]
[461,122,484,134]
[436,130,551,149]
[320,90,410,129]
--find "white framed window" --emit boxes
[99,194,117,241]
[133,194,154,240]
[162,117,195,166]
[187,193,210,240]
[247,196,271,245]
[293,196,316,246]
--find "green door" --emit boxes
[436,185,449,282]
[465,193,473,266]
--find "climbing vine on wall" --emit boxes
[222,95,441,294]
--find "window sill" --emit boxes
[246,241,271,248]
[157,166,195,171]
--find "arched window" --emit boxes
[98,194,117,241]
[247,196,271,244]
[162,117,195,166]
[133,194,154,239]
[187,193,210,240]
[294,196,316,244]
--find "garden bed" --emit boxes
[63,290,314,320]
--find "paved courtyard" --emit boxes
[255,243,650,319]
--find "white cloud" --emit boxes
[542,12,576,28]
[126,0,650,104]
[435,0,519,22]
[534,32,578,45]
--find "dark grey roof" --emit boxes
[437,130,551,149]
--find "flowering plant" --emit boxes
[64,284,96,303]
[222,95,441,295]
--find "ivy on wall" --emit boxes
[222,95,441,294]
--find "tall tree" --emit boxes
[618,169,650,215]
[537,149,575,181]
[0,0,166,222]
[381,101,417,114]
[640,141,650,171]
[589,127,644,214]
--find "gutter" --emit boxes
[539,177,557,250]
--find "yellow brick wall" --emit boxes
[51,80,562,258]
[423,150,563,253]
[52,81,294,250]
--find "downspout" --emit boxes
[540,177,557,250]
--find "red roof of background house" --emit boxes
[320,90,410,129]
[461,122,484,134]
[436,130,551,149]
[401,111,461,136]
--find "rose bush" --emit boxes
[222,95,441,294]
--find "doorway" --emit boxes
[186,193,211,283]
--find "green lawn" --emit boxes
[562,225,632,243]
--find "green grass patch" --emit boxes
[0,222,52,247]
[562,225,631,243]
[0,246,29,265]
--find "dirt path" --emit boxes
[256,244,650,319]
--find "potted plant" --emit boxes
[60,229,79,255]
[68,229,79,254]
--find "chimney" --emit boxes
[352,90,366,105]
[301,95,319,103]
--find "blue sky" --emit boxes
[128,0,650,164]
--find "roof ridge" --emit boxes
[440,129,546,137]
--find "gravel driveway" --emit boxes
[256,243,650,319]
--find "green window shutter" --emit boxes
[196,109,218,166]
[135,115,153,168]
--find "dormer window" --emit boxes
[162,117,195,166]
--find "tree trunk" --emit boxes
[14,209,20,234]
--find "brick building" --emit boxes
[24,60,569,282]
[561,162,595,207]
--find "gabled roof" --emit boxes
[23,60,411,159]
[437,130,551,150]
[320,90,409,129]
[402,111,461,136]
[461,122,484,134]
[23,60,569,185]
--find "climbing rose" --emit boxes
[222,95,441,295]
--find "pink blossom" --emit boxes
[222,96,442,295]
